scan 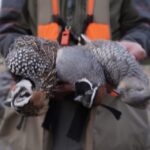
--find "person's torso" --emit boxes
[28,0,125,40]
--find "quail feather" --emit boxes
[5,35,150,115]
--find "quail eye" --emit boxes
[20,91,31,98]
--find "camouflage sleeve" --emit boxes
[0,0,36,58]
[120,0,150,54]
[122,24,150,56]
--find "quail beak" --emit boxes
[110,89,121,97]
[4,79,33,108]
[4,99,12,107]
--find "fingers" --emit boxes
[36,105,49,116]
[51,83,75,93]
[118,40,147,61]
[51,83,75,100]
[31,91,47,108]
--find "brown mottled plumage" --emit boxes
[6,36,59,115]
[6,35,58,92]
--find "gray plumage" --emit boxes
[87,40,148,86]
[56,45,106,86]
[6,35,150,107]
[56,40,150,105]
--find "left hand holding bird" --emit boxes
[118,40,147,61]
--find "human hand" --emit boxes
[51,83,75,100]
[118,40,147,61]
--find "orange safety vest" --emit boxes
[85,0,111,40]
[38,0,60,41]
[38,0,111,42]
